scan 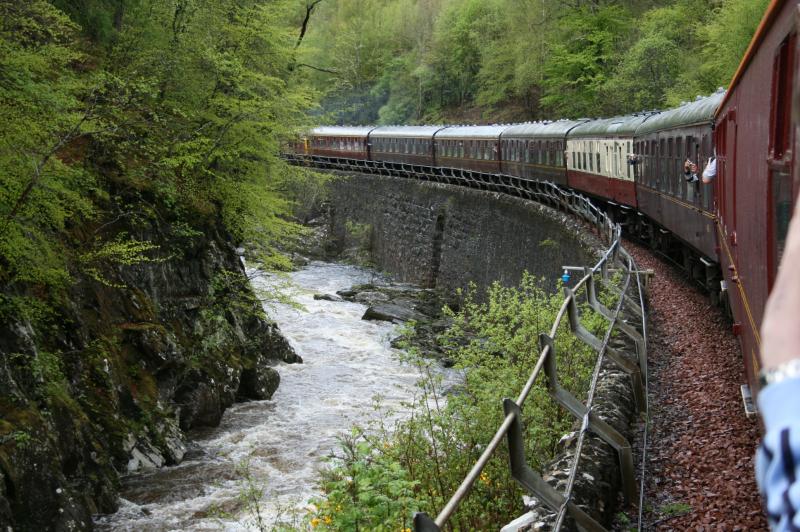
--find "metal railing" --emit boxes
[285,154,649,532]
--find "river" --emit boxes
[96,262,431,531]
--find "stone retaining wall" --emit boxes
[328,173,598,292]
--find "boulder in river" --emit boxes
[362,303,425,323]
[313,293,344,302]
[354,291,390,305]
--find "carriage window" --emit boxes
[627,143,631,180]
[771,33,796,160]
[597,153,601,174]
[770,168,793,286]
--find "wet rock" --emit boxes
[263,322,303,364]
[314,293,344,302]
[336,289,357,298]
[238,365,280,401]
[354,291,390,305]
[0,193,303,530]
[127,445,165,473]
[362,303,425,323]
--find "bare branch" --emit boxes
[295,62,339,75]
[295,0,324,49]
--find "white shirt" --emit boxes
[702,157,717,183]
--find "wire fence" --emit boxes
[284,154,649,531]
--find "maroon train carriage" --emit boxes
[368,126,445,167]
[307,126,374,159]
[713,0,798,397]
[566,114,653,208]
[433,125,510,174]
[500,120,587,187]
[632,90,724,269]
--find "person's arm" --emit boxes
[757,199,800,530]
[683,159,699,182]
[702,157,716,184]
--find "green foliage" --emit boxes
[659,501,692,517]
[0,0,319,323]
[669,0,770,104]
[541,4,631,117]
[310,273,616,529]
[79,235,161,287]
[0,0,97,301]
[301,0,769,123]
[310,429,419,531]
[10,349,69,401]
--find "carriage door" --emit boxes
[767,31,797,288]
[721,112,738,238]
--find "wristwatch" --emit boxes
[759,358,800,387]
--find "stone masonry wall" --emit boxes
[328,173,598,292]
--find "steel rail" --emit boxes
[554,253,634,529]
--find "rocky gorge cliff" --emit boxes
[0,192,299,531]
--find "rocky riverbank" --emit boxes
[0,196,300,531]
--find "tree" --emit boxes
[540,3,632,118]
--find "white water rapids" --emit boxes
[96,262,436,531]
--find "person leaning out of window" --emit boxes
[684,154,717,184]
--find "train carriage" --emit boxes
[307,126,375,159]
[633,91,724,262]
[500,120,587,186]
[368,126,444,167]
[714,0,799,395]
[566,114,652,207]
[434,125,510,174]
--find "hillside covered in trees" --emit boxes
[300,0,769,124]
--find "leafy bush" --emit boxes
[309,273,617,530]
